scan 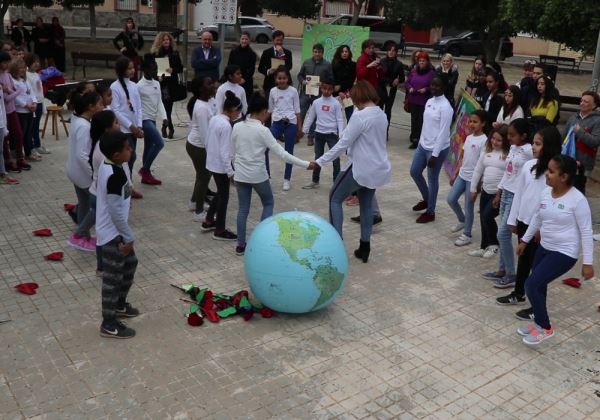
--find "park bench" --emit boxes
[70,51,122,79]
[138,26,184,43]
[559,95,580,113]
[539,54,581,74]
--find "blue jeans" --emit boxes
[312,132,340,183]
[90,194,103,271]
[32,103,43,148]
[236,180,274,246]
[446,175,474,236]
[142,120,165,171]
[409,145,450,214]
[497,190,515,275]
[329,166,376,242]
[526,246,576,329]
[268,120,297,180]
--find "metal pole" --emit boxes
[182,0,189,81]
[591,28,600,92]
[219,23,225,78]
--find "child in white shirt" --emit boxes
[215,64,247,116]
[301,78,345,189]
[11,58,38,161]
[25,53,49,155]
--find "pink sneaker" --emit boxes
[67,234,96,252]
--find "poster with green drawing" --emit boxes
[301,23,370,63]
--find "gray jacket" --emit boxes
[564,111,600,176]
[297,58,333,98]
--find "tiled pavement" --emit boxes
[1,100,599,419]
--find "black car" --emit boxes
[433,31,513,59]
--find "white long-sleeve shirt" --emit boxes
[495,105,524,125]
[458,133,487,181]
[88,141,105,196]
[26,71,43,111]
[233,117,308,183]
[507,159,545,226]
[269,86,300,124]
[498,143,533,193]
[13,77,36,113]
[317,105,391,189]
[419,95,454,157]
[523,187,593,264]
[110,78,142,133]
[0,87,7,131]
[205,114,234,177]
[96,161,134,246]
[302,95,345,135]
[215,81,247,115]
[187,99,213,148]
[137,77,167,122]
[470,149,506,194]
[66,115,93,189]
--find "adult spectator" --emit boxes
[520,61,544,113]
[564,91,600,194]
[11,18,31,52]
[331,44,356,120]
[258,30,292,96]
[151,32,183,139]
[465,55,486,102]
[435,53,458,107]
[480,69,503,125]
[297,43,333,146]
[113,17,144,81]
[31,17,51,68]
[529,74,560,133]
[356,39,383,89]
[378,42,405,135]
[405,51,434,149]
[227,32,257,98]
[191,31,221,81]
[50,17,66,72]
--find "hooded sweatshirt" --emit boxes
[564,110,600,176]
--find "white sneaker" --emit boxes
[483,245,499,258]
[193,211,206,222]
[283,180,291,191]
[467,248,486,257]
[454,234,472,246]
[36,146,51,154]
[593,234,600,242]
[31,150,42,159]
[450,222,464,233]
[188,201,196,212]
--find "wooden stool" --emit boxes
[42,105,69,141]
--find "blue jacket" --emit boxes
[192,45,221,81]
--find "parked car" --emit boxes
[433,31,513,59]
[196,16,274,43]
[329,14,405,53]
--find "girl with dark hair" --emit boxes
[465,55,486,102]
[516,154,594,345]
[110,56,144,198]
[232,92,310,255]
[529,75,560,131]
[494,85,524,127]
[202,91,241,240]
[409,76,453,223]
[446,109,487,247]
[378,42,405,136]
[405,51,435,149]
[66,90,104,252]
[480,70,503,125]
[482,118,533,288]
[113,17,144,81]
[215,64,247,115]
[89,110,120,275]
[497,126,562,305]
[97,84,113,108]
[331,44,356,120]
[186,77,216,221]
[227,32,257,99]
[309,80,392,263]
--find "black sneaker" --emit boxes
[350,215,383,225]
[515,307,534,321]
[115,302,140,318]
[213,229,237,241]
[68,208,78,224]
[201,220,216,232]
[100,320,136,339]
[235,244,246,255]
[496,292,526,305]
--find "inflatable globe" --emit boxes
[244,211,349,313]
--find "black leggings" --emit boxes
[515,221,539,297]
[480,191,499,249]
[207,172,230,232]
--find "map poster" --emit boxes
[212,0,237,25]
[301,23,370,63]
[444,89,481,177]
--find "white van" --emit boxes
[328,14,404,52]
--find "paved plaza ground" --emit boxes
[1,55,600,418]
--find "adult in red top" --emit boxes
[356,39,384,89]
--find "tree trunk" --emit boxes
[482,37,500,63]
[89,2,97,41]
[0,3,10,39]
[351,0,364,25]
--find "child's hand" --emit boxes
[449,175,455,186]
[119,242,134,255]
[582,265,594,280]
[516,242,527,256]
[470,192,477,202]
[508,224,517,234]
[492,193,501,208]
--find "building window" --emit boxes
[115,0,138,12]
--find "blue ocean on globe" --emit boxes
[244,211,349,313]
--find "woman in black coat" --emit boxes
[113,17,144,81]
[227,32,257,99]
[151,32,184,139]
[331,44,357,121]
[11,18,31,52]
[50,17,66,72]
[435,53,459,107]
[378,42,405,134]
[31,17,52,67]
[480,69,504,125]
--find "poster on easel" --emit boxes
[444,89,481,177]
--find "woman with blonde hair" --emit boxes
[151,31,183,139]
[435,53,459,106]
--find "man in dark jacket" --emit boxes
[227,32,257,98]
[191,31,221,81]
[258,30,292,96]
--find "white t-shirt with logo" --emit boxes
[458,133,487,182]
[268,86,300,124]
